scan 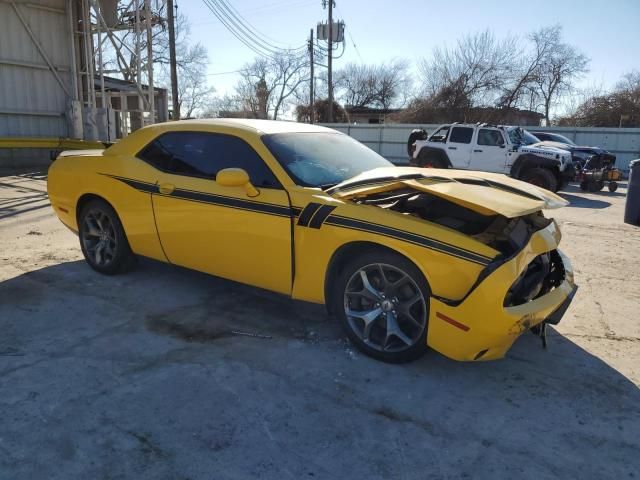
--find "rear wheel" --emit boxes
[520,167,558,192]
[608,181,618,192]
[333,250,430,363]
[78,199,135,275]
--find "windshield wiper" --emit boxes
[318,182,339,190]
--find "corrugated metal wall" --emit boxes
[0,0,71,139]
[324,124,640,172]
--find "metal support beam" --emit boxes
[88,0,150,107]
[0,58,69,72]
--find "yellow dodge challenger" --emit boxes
[48,119,577,363]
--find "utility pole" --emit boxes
[327,0,334,123]
[144,0,155,123]
[309,28,314,124]
[167,0,179,120]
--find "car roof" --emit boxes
[104,118,341,156]
[153,118,338,135]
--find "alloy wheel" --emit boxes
[343,263,427,353]
[81,209,117,267]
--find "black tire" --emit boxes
[332,249,430,363]
[584,181,603,193]
[78,199,136,275]
[416,150,448,169]
[579,181,589,191]
[608,182,618,192]
[520,167,558,192]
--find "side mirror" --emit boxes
[216,168,259,197]
[498,139,506,148]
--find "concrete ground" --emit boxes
[1,171,639,479]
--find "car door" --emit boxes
[139,130,293,295]
[468,128,509,173]
[445,126,474,168]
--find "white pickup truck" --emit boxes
[409,123,575,192]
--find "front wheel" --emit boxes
[333,250,430,363]
[416,151,448,169]
[520,167,558,192]
[78,199,136,275]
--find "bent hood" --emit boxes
[328,167,568,218]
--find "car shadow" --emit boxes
[559,192,612,209]
[1,258,639,478]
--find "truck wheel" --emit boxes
[608,182,618,192]
[417,151,447,169]
[520,168,558,192]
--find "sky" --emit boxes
[177,0,640,107]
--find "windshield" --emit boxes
[507,127,539,146]
[262,132,393,188]
[551,133,576,146]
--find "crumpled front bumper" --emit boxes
[426,220,576,361]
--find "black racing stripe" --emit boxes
[326,173,429,193]
[455,178,542,201]
[308,205,337,229]
[101,173,158,193]
[104,174,291,217]
[291,206,303,217]
[171,188,291,217]
[324,215,493,266]
[297,202,322,226]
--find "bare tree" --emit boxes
[532,31,589,124]
[498,26,560,109]
[335,63,379,107]
[419,30,517,108]
[559,70,640,127]
[235,51,309,120]
[334,60,411,110]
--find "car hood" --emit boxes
[532,141,611,156]
[532,141,572,152]
[328,167,568,218]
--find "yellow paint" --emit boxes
[47,119,577,361]
[0,137,106,150]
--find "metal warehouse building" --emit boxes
[0,0,167,168]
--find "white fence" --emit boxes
[322,123,640,173]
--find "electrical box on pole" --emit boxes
[316,21,344,42]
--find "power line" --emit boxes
[219,0,306,50]
[202,0,274,58]
[201,0,306,60]
[216,0,304,52]
[335,3,362,62]
[206,69,244,76]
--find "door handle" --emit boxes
[474,149,483,152]
[158,183,175,195]
[448,146,457,150]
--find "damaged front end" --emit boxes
[329,168,576,360]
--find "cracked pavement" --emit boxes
[1,172,639,479]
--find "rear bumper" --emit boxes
[426,222,576,361]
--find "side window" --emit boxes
[429,126,450,143]
[477,129,504,146]
[138,132,280,188]
[449,127,473,144]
